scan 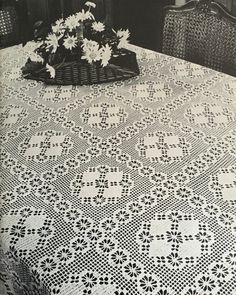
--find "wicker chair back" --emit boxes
[162,0,236,76]
[0,0,29,48]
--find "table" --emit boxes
[0,43,236,295]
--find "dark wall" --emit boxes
[26,0,69,30]
[24,0,172,51]
[26,0,111,29]
[113,0,174,51]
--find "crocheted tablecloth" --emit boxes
[1,43,236,295]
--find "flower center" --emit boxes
[89,52,97,60]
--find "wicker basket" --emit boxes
[22,48,139,85]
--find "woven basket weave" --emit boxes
[22,48,139,85]
[162,0,236,76]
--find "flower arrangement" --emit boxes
[23,1,134,82]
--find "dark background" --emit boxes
[113,0,174,51]
[1,0,235,51]
[2,0,174,51]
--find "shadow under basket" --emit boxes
[22,49,140,85]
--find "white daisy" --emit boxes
[100,44,112,67]
[45,33,62,53]
[46,64,56,78]
[65,14,79,31]
[117,37,130,49]
[81,49,101,64]
[81,40,101,64]
[92,21,105,32]
[52,18,65,34]
[117,29,130,40]
[85,10,95,20]
[63,35,77,50]
[82,38,100,50]
[52,24,62,34]
[85,1,96,8]
[76,9,94,22]
[116,29,130,49]
[55,18,64,26]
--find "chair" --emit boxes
[0,0,29,48]
[162,0,236,76]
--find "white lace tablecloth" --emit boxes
[1,43,236,295]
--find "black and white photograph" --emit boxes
[0,0,236,294]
